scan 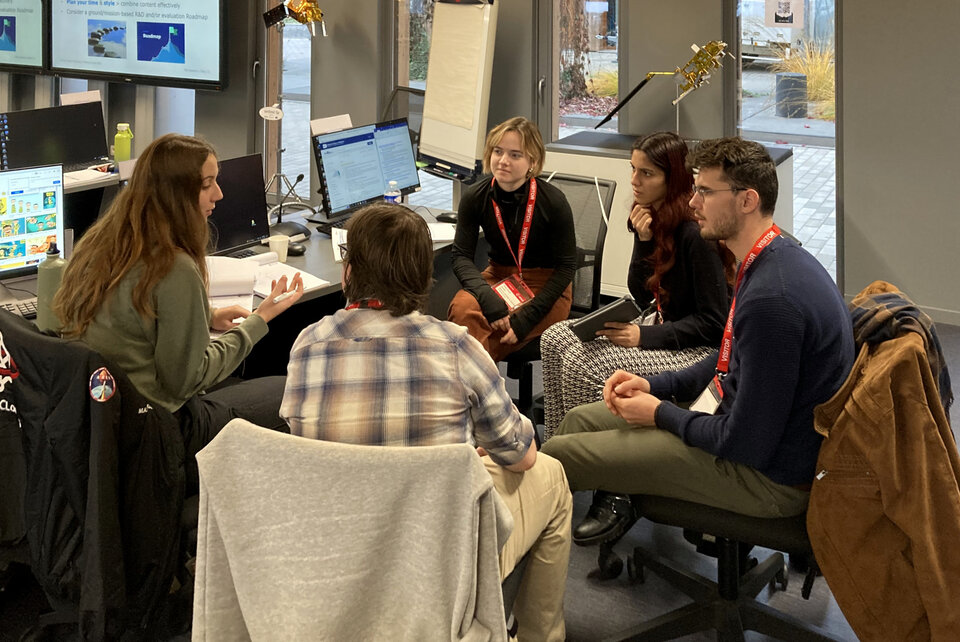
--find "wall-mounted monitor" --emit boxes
[49,0,224,89]
[0,164,65,299]
[312,118,421,219]
[0,1,45,73]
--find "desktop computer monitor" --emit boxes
[0,164,65,300]
[0,102,109,171]
[207,153,271,255]
[312,118,421,219]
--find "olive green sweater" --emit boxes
[82,253,268,412]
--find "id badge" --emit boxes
[689,375,723,415]
[492,274,535,312]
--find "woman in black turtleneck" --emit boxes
[448,117,577,362]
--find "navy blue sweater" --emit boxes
[650,235,855,486]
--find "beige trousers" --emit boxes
[484,452,572,642]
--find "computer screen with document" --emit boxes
[0,102,109,171]
[0,163,65,287]
[312,118,421,218]
[207,153,271,256]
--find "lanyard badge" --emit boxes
[696,224,781,411]
[490,177,538,311]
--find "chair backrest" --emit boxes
[192,419,513,641]
[0,310,184,638]
[543,172,615,315]
[381,85,426,149]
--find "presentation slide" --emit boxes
[0,1,43,70]
[50,0,220,85]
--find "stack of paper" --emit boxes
[205,253,329,309]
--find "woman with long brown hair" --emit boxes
[541,131,732,440]
[54,133,303,468]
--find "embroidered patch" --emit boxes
[89,367,116,403]
[0,330,19,392]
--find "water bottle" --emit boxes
[384,180,401,204]
[114,123,134,163]
[36,242,68,332]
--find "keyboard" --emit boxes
[229,248,258,259]
[313,216,351,236]
[1,298,38,319]
[64,159,110,173]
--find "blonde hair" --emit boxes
[55,133,216,336]
[481,116,545,177]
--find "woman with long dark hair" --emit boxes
[541,131,732,438]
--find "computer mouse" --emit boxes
[287,242,306,257]
[436,211,458,224]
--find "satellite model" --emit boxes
[595,40,732,129]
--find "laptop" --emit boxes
[0,102,110,172]
[311,118,420,232]
[208,153,271,257]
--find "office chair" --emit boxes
[604,495,835,641]
[192,419,516,641]
[504,173,616,424]
[0,310,191,639]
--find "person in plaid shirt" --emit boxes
[281,203,572,642]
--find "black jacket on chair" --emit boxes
[0,311,186,639]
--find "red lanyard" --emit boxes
[715,224,781,381]
[345,299,384,310]
[490,177,537,279]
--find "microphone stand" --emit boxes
[269,173,312,240]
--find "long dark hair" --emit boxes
[633,132,695,303]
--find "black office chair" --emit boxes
[504,173,616,425]
[601,495,835,641]
[0,310,193,639]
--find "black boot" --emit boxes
[573,491,636,546]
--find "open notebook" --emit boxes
[206,253,329,312]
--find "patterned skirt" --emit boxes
[540,319,714,439]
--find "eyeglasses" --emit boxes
[692,186,744,199]
[338,243,348,260]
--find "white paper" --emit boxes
[60,90,102,106]
[330,227,348,263]
[253,263,329,298]
[310,114,353,136]
[206,256,258,297]
[427,223,457,243]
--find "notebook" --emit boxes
[208,153,272,257]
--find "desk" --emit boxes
[242,207,474,376]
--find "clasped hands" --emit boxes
[603,369,661,426]
[491,315,518,344]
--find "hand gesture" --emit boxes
[602,369,650,413]
[253,273,305,323]
[629,204,653,241]
[597,321,640,347]
[209,305,251,331]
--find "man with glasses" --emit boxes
[542,137,855,541]
[281,203,572,641]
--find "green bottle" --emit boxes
[36,242,67,332]
[114,123,134,163]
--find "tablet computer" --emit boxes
[569,296,643,342]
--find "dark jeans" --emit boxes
[177,375,288,491]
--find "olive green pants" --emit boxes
[540,401,810,518]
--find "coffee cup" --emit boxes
[268,234,290,262]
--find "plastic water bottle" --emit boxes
[114,123,134,163]
[36,242,68,332]
[384,180,401,204]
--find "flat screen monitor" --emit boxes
[0,1,44,72]
[312,118,421,218]
[207,153,271,255]
[49,0,224,90]
[0,102,109,172]
[0,164,65,292]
